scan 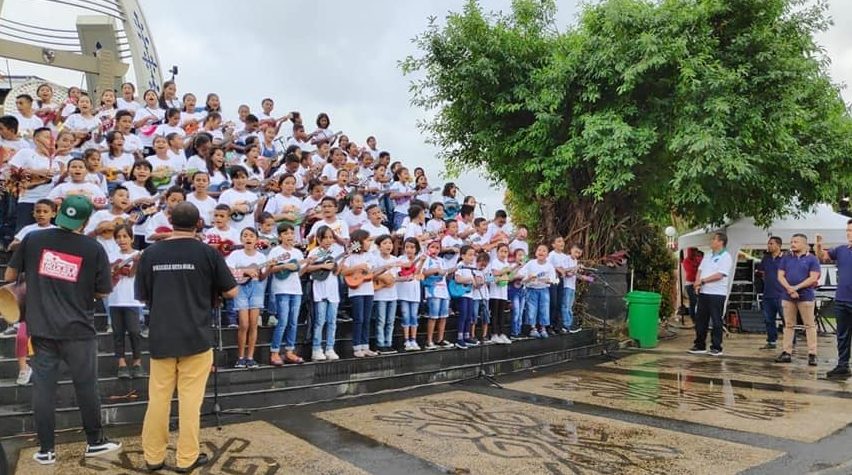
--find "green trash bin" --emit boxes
[625,291,662,348]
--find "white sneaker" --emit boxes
[325,349,340,361]
[312,350,327,361]
[501,335,512,344]
[84,439,122,457]
[267,316,278,327]
[363,348,379,357]
[425,341,438,350]
[353,350,365,358]
[16,366,32,386]
[490,335,502,345]
[410,341,421,351]
[32,450,55,465]
[403,340,412,350]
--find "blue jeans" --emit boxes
[526,288,550,327]
[427,297,449,319]
[511,288,526,335]
[399,301,419,328]
[454,297,474,337]
[374,300,398,348]
[350,295,373,348]
[271,294,301,352]
[312,300,338,351]
[762,296,782,344]
[561,287,576,329]
[265,279,278,317]
[835,301,852,367]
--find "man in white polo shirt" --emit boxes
[689,232,733,356]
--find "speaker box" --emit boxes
[737,309,766,333]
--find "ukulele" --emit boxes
[310,243,358,281]
[344,262,397,289]
[398,254,427,279]
[110,253,139,286]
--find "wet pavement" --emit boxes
[7,329,852,474]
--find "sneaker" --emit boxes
[687,346,707,355]
[2,325,17,336]
[501,335,513,344]
[403,341,412,351]
[410,341,421,351]
[363,349,379,357]
[808,354,818,367]
[509,334,520,341]
[529,329,540,339]
[312,350,327,362]
[557,327,569,335]
[440,340,454,348]
[105,326,113,334]
[228,323,239,329]
[425,341,438,350]
[117,366,131,379]
[267,316,278,327]
[708,348,723,357]
[759,342,777,350]
[131,365,147,379]
[337,315,353,323]
[16,366,32,386]
[455,340,468,350]
[774,352,792,363]
[353,350,365,358]
[32,450,55,465]
[465,338,480,346]
[826,366,852,379]
[140,326,149,339]
[569,326,582,334]
[325,349,340,361]
[245,359,259,369]
[379,346,398,355]
[490,335,502,345]
[85,438,122,457]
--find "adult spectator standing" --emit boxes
[135,202,237,472]
[5,195,120,465]
[681,247,703,326]
[774,234,821,366]
[688,232,732,356]
[815,221,852,378]
[756,237,784,350]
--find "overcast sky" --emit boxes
[3,0,851,216]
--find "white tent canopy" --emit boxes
[678,204,850,251]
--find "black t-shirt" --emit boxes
[8,228,111,340]
[135,237,236,359]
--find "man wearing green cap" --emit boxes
[6,194,121,465]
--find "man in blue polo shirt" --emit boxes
[756,237,784,350]
[816,220,852,378]
[774,233,821,366]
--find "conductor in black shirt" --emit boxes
[135,202,237,473]
[6,195,121,465]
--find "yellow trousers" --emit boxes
[782,300,817,355]
[141,349,212,468]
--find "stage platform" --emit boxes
[0,314,608,438]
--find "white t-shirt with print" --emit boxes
[186,193,218,227]
[267,246,304,296]
[308,247,340,303]
[343,252,377,297]
[226,249,269,284]
[423,256,449,300]
[9,149,62,203]
[218,188,258,233]
[373,254,401,302]
[107,249,143,307]
[488,259,510,300]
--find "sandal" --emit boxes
[283,352,304,364]
[269,356,285,367]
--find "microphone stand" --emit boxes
[203,298,251,430]
[452,276,502,388]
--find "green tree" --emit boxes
[402,0,852,257]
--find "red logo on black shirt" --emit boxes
[38,249,82,282]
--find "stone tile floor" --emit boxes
[6,329,852,474]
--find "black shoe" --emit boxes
[759,342,777,350]
[826,366,851,379]
[146,461,165,471]
[808,354,818,366]
[85,438,122,457]
[775,352,792,363]
[687,346,707,355]
[131,365,148,379]
[174,453,209,473]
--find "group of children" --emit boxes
[0,80,588,382]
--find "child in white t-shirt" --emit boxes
[266,223,306,365]
[520,244,557,338]
[303,225,342,361]
[339,230,379,358]
[10,199,56,250]
[108,224,146,379]
[226,228,269,369]
[422,240,453,349]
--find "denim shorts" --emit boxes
[427,297,449,319]
[234,280,266,310]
